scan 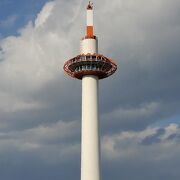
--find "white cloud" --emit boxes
[0,120,80,162]
[35,1,55,28]
[102,123,180,161]
[0,1,74,112]
[162,123,179,140]
[2,121,178,165]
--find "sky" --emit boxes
[0,0,180,180]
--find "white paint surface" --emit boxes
[80,39,98,54]
[81,75,101,180]
[87,10,93,26]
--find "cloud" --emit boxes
[98,0,180,131]
[0,0,179,130]
[140,128,165,145]
[0,15,18,28]
[101,125,180,180]
[102,124,180,159]
[0,0,179,179]
[35,1,54,28]
[0,120,79,158]
[0,1,74,117]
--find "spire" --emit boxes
[86,1,94,38]
[87,1,93,10]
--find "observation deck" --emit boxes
[63,54,117,79]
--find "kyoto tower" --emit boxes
[63,2,117,180]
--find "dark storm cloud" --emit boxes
[97,0,180,131]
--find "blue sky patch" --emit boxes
[0,0,50,37]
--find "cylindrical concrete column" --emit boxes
[81,75,101,180]
[81,3,100,180]
[80,38,98,54]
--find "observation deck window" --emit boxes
[92,64,96,70]
[82,65,85,70]
[81,56,85,61]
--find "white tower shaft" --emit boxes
[81,75,100,180]
[80,3,101,180]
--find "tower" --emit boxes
[63,2,117,180]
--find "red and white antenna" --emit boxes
[86,1,94,38]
